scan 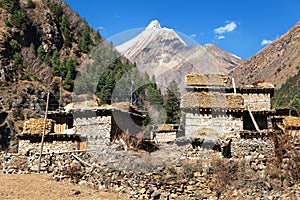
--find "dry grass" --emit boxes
[181,92,244,109]
[0,173,129,200]
[185,74,228,87]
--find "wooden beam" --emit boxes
[38,92,50,173]
[247,105,261,133]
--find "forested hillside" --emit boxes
[272,70,300,113]
[0,0,181,151]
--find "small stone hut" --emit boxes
[17,102,145,154]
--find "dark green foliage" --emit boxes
[37,45,47,63]
[61,14,72,46]
[43,0,63,21]
[94,30,102,44]
[10,8,26,29]
[272,70,300,113]
[163,81,181,124]
[63,70,73,91]
[78,28,92,53]
[29,43,36,55]
[9,39,20,53]
[51,50,60,75]
[4,18,12,26]
[0,0,27,30]
[12,52,22,66]
[60,57,67,77]
[9,39,22,71]
[0,0,20,13]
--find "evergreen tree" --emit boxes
[66,58,76,77]
[78,28,91,53]
[51,50,60,76]
[163,81,181,124]
[60,57,67,78]
[37,45,46,63]
[63,70,73,91]
[61,14,72,46]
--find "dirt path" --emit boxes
[0,173,129,200]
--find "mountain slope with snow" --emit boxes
[116,20,242,93]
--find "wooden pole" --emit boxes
[232,78,237,94]
[247,105,261,133]
[37,92,50,173]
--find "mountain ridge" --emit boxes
[230,20,300,88]
[116,20,242,93]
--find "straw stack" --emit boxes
[181,92,244,109]
[157,124,173,131]
[283,116,300,128]
[185,74,228,87]
[22,118,54,135]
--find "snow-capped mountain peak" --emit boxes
[146,19,161,29]
[115,20,242,94]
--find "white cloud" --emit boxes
[261,39,273,46]
[190,34,197,38]
[97,26,105,31]
[217,35,225,40]
[214,22,237,34]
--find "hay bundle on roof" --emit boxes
[283,116,300,128]
[157,124,173,131]
[186,74,228,87]
[22,118,54,135]
[181,92,244,109]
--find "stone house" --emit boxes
[18,117,82,154]
[181,74,275,139]
[17,103,145,154]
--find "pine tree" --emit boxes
[78,28,91,53]
[37,45,46,63]
[60,57,67,78]
[66,58,76,78]
[163,81,181,124]
[51,50,60,76]
[63,69,73,91]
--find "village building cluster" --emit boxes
[17,73,300,155]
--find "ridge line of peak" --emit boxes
[146,20,161,29]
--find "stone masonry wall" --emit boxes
[243,93,271,111]
[74,116,111,151]
[155,131,177,143]
[185,113,243,137]
[18,140,78,154]
[231,138,274,159]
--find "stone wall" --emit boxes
[155,131,177,143]
[185,113,243,137]
[74,115,111,151]
[243,93,271,111]
[18,139,79,154]
[231,138,274,159]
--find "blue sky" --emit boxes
[65,0,300,60]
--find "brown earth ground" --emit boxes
[0,173,129,200]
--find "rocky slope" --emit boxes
[116,20,242,93]
[0,0,124,151]
[230,20,300,88]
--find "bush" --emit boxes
[271,131,300,181]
